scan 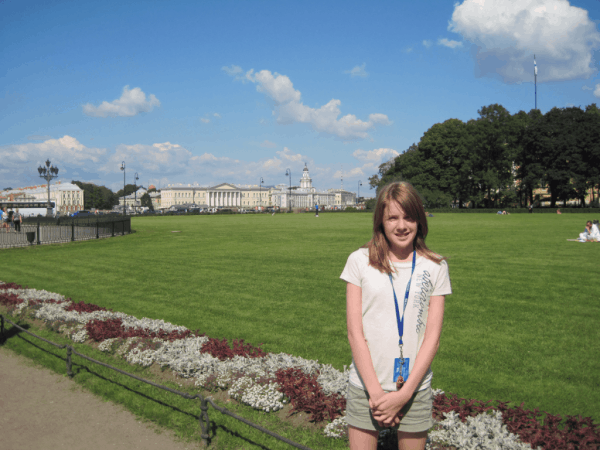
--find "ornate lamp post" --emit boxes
[285,168,292,212]
[259,177,264,211]
[358,180,362,206]
[37,159,59,217]
[134,172,139,214]
[120,162,126,215]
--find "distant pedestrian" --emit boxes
[7,210,14,232]
[14,209,22,232]
[0,207,6,232]
[315,204,319,217]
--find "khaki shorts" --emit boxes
[345,383,435,433]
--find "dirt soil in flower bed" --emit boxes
[0,346,199,450]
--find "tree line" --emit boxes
[71,181,155,211]
[369,104,600,208]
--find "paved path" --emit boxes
[0,347,200,450]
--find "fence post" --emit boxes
[199,396,210,446]
[122,219,125,236]
[96,220,99,239]
[1,315,4,340]
[71,221,75,241]
[112,220,115,237]
[66,345,73,377]
[37,221,41,245]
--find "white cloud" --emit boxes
[345,63,368,78]
[232,68,391,140]
[260,140,277,148]
[582,85,593,90]
[83,86,160,117]
[101,142,194,175]
[449,0,600,83]
[1,136,372,193]
[352,148,399,163]
[200,118,210,123]
[213,113,221,118]
[0,136,108,187]
[438,38,463,48]
[222,65,243,77]
[403,47,413,54]
[423,40,433,48]
[595,84,600,98]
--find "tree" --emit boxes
[71,181,117,210]
[470,104,516,208]
[140,192,154,211]
[114,184,141,199]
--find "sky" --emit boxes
[2,0,600,196]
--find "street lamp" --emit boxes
[37,159,59,217]
[358,180,362,206]
[134,172,139,214]
[120,162,126,215]
[259,177,264,211]
[285,168,292,212]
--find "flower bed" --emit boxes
[1,281,598,450]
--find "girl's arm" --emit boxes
[371,295,445,425]
[346,282,386,404]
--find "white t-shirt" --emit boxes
[340,248,452,392]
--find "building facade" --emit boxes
[0,182,84,214]
[271,165,356,209]
[158,165,356,210]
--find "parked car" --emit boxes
[71,210,95,218]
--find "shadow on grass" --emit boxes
[0,321,30,344]
[2,330,275,449]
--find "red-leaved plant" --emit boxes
[201,337,266,360]
[275,368,346,423]
[66,301,108,313]
[433,393,600,450]
[86,318,195,342]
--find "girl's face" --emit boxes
[383,201,418,254]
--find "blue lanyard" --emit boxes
[388,251,416,348]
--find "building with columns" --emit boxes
[158,165,356,210]
[161,183,276,210]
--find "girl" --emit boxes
[340,182,451,450]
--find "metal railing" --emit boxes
[0,314,313,449]
[0,216,131,249]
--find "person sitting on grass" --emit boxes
[590,220,600,241]
[579,221,595,241]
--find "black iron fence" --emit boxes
[0,314,313,449]
[0,216,131,249]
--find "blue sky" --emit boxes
[2,0,600,195]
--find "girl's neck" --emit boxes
[389,245,415,263]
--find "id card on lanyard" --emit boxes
[388,250,416,391]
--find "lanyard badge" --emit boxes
[388,251,416,391]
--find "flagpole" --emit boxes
[534,55,537,110]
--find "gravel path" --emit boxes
[0,347,200,450]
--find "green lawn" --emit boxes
[2,211,599,428]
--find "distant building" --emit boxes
[0,182,84,214]
[271,164,356,209]
[158,165,356,210]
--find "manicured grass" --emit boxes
[2,211,599,429]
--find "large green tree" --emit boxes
[140,192,154,211]
[71,181,117,210]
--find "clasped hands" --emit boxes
[369,389,412,428]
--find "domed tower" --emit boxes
[300,163,312,190]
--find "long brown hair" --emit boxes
[366,181,445,273]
